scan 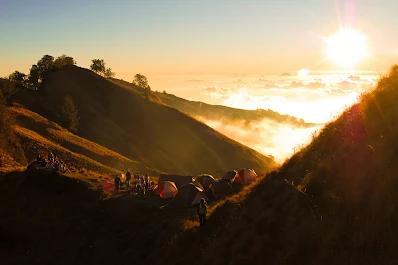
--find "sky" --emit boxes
[0,0,396,160]
[1,0,398,80]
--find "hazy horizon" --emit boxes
[1,0,396,161]
[1,0,398,77]
[156,70,379,162]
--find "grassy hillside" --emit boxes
[4,66,398,265]
[153,90,316,127]
[2,103,160,175]
[155,65,398,265]
[14,65,276,176]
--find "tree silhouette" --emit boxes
[132,73,151,100]
[28,64,40,90]
[104,67,115,78]
[90,59,106,74]
[37,55,55,76]
[9,71,26,87]
[62,95,79,133]
[54,54,75,68]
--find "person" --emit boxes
[138,176,146,198]
[145,174,150,191]
[37,154,42,163]
[125,171,132,187]
[61,161,70,173]
[54,161,60,171]
[41,159,47,168]
[197,198,207,226]
[114,174,121,194]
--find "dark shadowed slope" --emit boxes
[0,169,188,265]
[14,65,276,176]
[156,65,398,265]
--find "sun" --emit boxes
[324,29,368,68]
[297,68,309,78]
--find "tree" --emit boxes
[90,59,106,75]
[54,54,75,68]
[9,71,26,86]
[132,74,150,89]
[133,73,151,100]
[37,55,55,76]
[61,95,79,133]
[26,55,55,90]
[28,64,40,90]
[104,67,115,78]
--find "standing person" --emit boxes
[125,171,132,187]
[139,176,146,198]
[37,154,42,163]
[197,198,207,227]
[145,174,150,191]
[114,174,121,194]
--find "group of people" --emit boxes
[114,171,153,195]
[114,171,208,226]
[37,152,70,173]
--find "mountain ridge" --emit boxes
[12,65,276,176]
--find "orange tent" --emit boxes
[234,168,258,185]
[153,181,178,199]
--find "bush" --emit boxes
[54,54,75,68]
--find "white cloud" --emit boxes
[196,116,321,162]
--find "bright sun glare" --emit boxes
[325,29,368,68]
[297,68,309,78]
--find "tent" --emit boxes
[195,174,216,190]
[153,181,178,199]
[222,170,238,183]
[101,181,115,192]
[210,180,234,197]
[158,174,194,189]
[173,183,207,207]
[234,168,258,185]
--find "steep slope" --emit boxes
[15,65,276,176]
[157,66,398,265]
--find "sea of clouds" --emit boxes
[154,72,380,162]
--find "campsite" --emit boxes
[3,1,398,264]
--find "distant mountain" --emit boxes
[279,72,292,77]
[151,90,316,128]
[14,65,276,176]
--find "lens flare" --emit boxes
[324,29,368,68]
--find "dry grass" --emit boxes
[14,125,121,174]
[7,104,161,176]
[13,65,276,176]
